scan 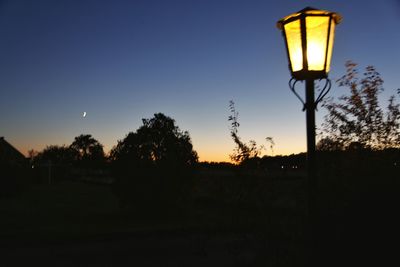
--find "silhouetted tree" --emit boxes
[70,134,105,167]
[111,113,198,215]
[111,113,198,167]
[33,145,76,183]
[27,149,38,160]
[320,61,400,150]
[317,63,400,260]
[316,137,343,151]
[228,100,273,164]
[37,145,75,164]
[265,136,275,156]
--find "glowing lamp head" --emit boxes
[277,7,341,80]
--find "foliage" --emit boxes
[228,100,274,164]
[34,135,105,167]
[27,149,38,161]
[31,136,105,183]
[32,145,76,183]
[70,134,105,167]
[110,113,198,214]
[36,145,76,165]
[320,61,400,150]
[110,113,198,168]
[316,137,343,152]
[265,137,275,156]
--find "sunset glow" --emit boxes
[1,0,400,162]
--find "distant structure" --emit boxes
[0,137,27,165]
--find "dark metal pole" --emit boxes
[305,78,317,265]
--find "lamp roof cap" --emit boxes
[277,7,342,29]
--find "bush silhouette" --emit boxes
[111,113,198,218]
[70,134,105,168]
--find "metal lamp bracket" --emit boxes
[289,77,331,111]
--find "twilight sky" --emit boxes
[1,0,400,162]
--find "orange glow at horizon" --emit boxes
[15,139,306,163]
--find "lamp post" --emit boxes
[277,7,341,265]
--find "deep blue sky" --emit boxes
[1,0,400,161]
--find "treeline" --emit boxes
[20,113,197,217]
[4,61,400,223]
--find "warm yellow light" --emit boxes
[326,20,336,72]
[277,7,341,80]
[284,20,303,72]
[306,16,330,71]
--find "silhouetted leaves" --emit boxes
[110,113,198,168]
[228,101,273,164]
[111,113,198,215]
[70,134,105,167]
[36,145,76,165]
[316,137,343,151]
[320,61,400,150]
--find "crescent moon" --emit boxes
[83,112,87,118]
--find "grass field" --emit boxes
[0,181,129,241]
[0,180,308,266]
[3,176,393,266]
[0,178,306,240]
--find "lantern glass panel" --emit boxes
[284,19,303,72]
[326,20,336,73]
[305,16,330,71]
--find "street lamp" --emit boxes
[277,6,341,265]
[277,7,341,81]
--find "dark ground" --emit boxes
[1,174,398,266]
[0,180,305,266]
[1,231,280,267]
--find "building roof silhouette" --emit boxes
[0,137,26,165]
